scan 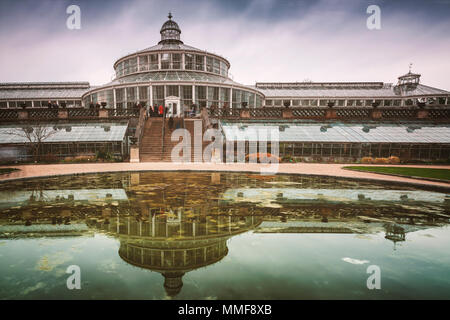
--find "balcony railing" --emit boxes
[68,108,99,118]
[108,108,140,117]
[0,109,19,120]
[1,105,449,123]
[0,107,140,122]
[207,105,450,121]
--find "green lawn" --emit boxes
[0,168,19,175]
[343,166,450,181]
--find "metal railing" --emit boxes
[134,107,147,147]
[2,105,449,123]
[68,108,99,118]
[0,107,140,122]
[161,107,166,160]
[206,105,450,121]
[108,108,140,117]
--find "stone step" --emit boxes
[139,118,208,162]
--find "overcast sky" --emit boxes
[0,0,449,90]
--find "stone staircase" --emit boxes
[139,118,164,162]
[139,117,211,162]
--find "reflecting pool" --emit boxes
[0,172,449,299]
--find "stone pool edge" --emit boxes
[0,163,449,193]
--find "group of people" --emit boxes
[148,104,166,117]
[46,101,59,109]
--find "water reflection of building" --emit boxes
[0,187,129,237]
[1,171,449,281]
[92,211,262,297]
[0,188,128,209]
[222,187,449,206]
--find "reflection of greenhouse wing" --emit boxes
[221,188,447,205]
[0,189,128,209]
[0,222,90,238]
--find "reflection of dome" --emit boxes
[163,271,185,297]
[118,237,229,271]
[98,212,261,297]
[159,13,183,45]
[118,237,229,297]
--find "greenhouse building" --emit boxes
[0,13,449,163]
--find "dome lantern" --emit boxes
[159,12,183,45]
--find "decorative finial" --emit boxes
[168,12,172,20]
[409,62,413,73]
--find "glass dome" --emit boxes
[159,12,183,44]
[82,13,265,111]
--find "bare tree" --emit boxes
[6,125,57,162]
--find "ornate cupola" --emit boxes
[158,12,183,45]
[394,63,421,95]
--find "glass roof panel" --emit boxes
[0,123,128,144]
[220,121,450,143]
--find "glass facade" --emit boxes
[126,87,136,108]
[97,89,113,108]
[181,85,192,109]
[116,88,125,109]
[85,86,258,111]
[153,85,164,107]
[115,52,228,78]
[275,142,450,160]
[138,86,148,106]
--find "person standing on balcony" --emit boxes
[158,104,164,117]
[149,105,154,117]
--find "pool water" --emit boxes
[0,172,449,299]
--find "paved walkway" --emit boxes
[0,162,449,190]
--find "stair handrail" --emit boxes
[181,112,188,162]
[161,106,166,160]
[134,106,147,148]
[201,107,212,130]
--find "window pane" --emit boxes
[139,55,148,71]
[206,56,213,72]
[139,86,148,105]
[185,54,194,70]
[167,85,179,97]
[161,53,170,69]
[213,58,220,74]
[129,57,137,73]
[196,55,204,71]
[150,54,158,70]
[220,61,227,76]
[172,53,181,69]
